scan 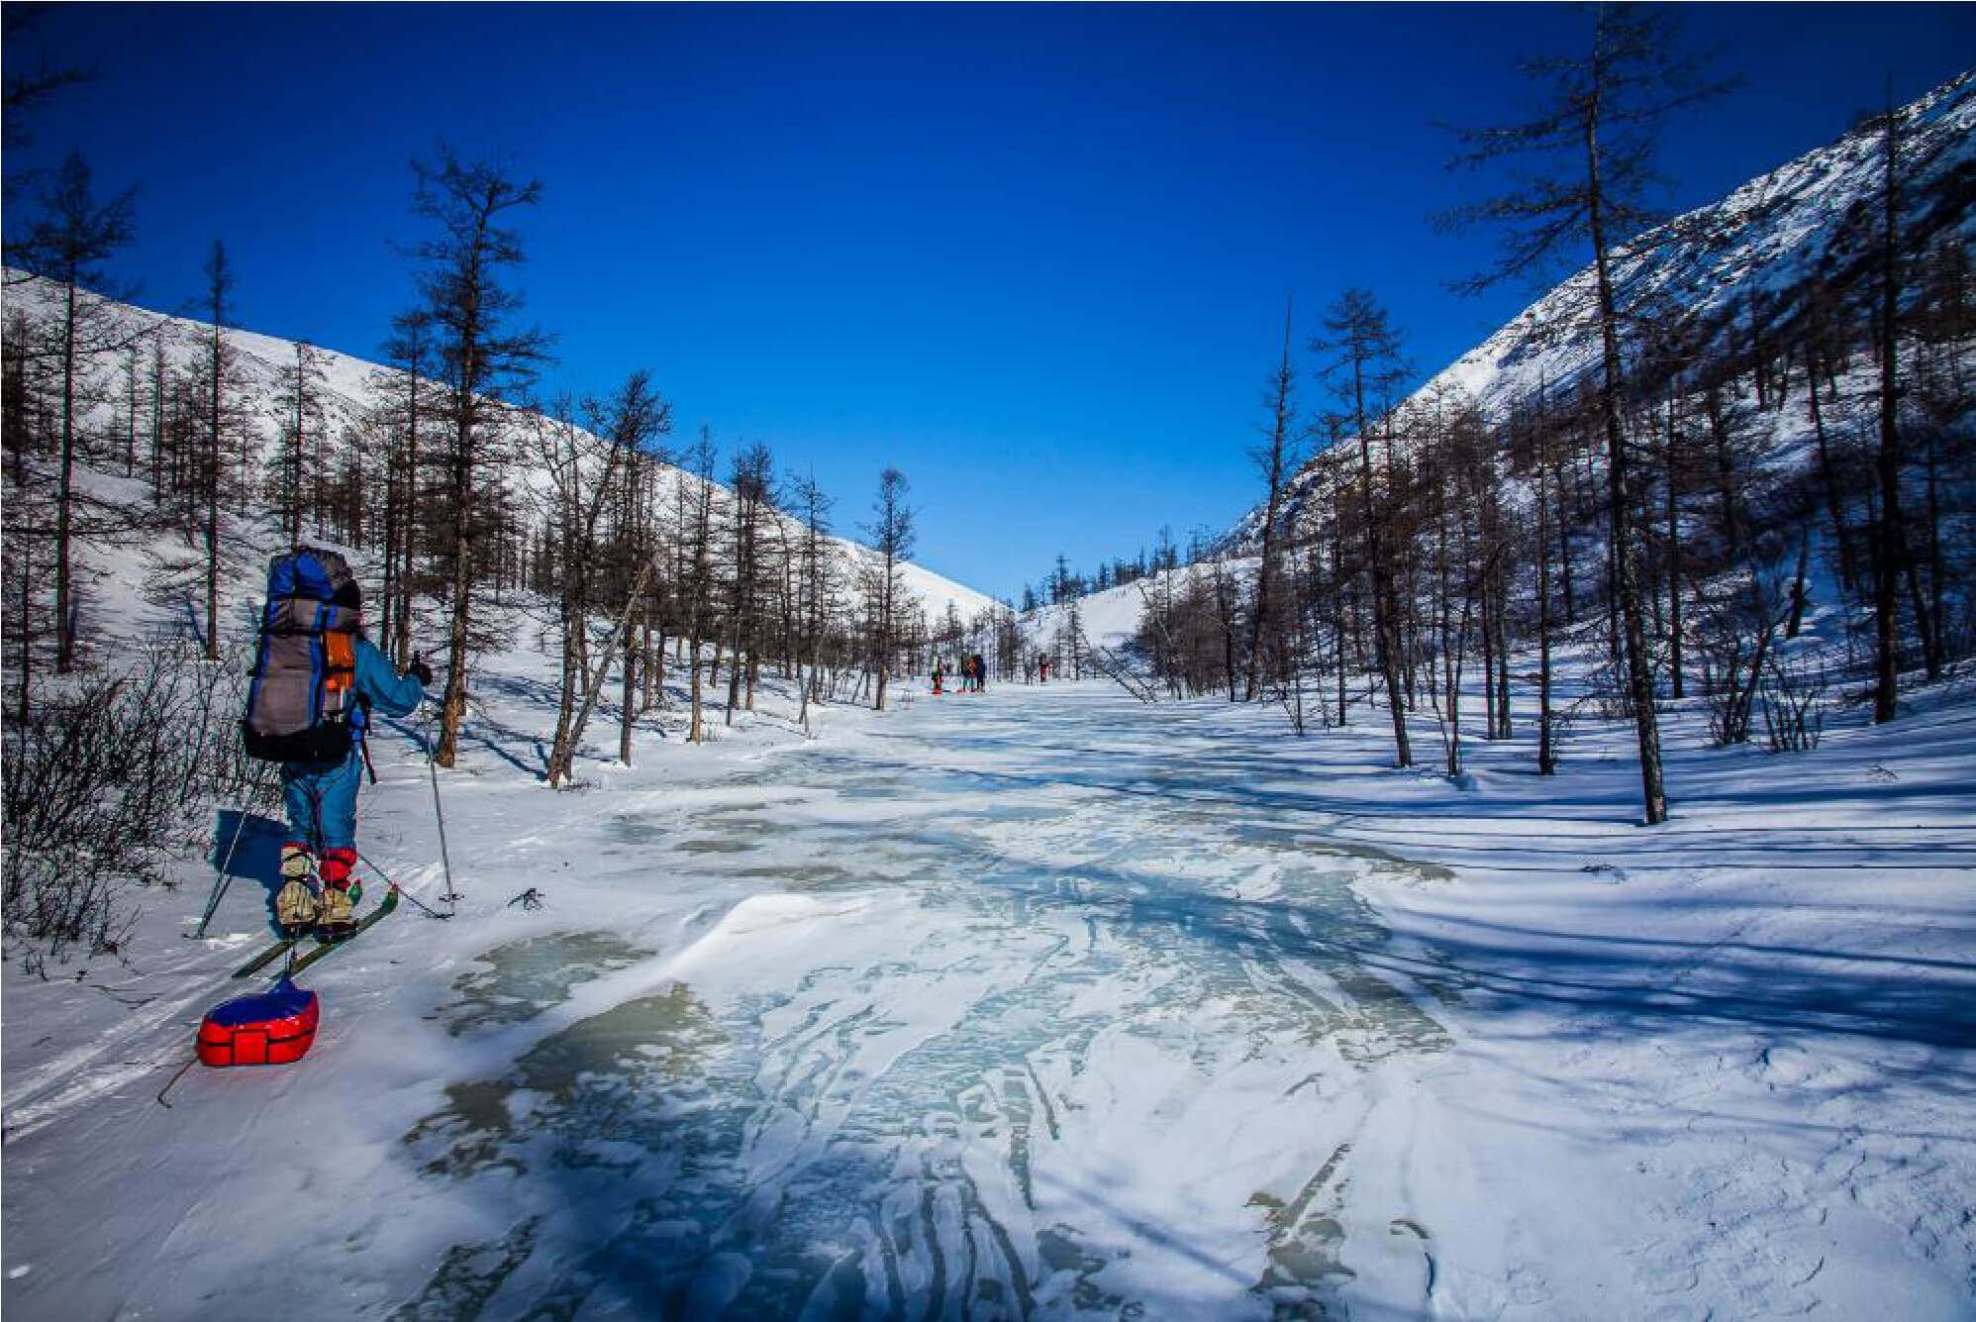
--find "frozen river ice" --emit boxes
[399,688,1453,1318]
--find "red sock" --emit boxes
[320,847,358,891]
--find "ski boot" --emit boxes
[314,848,361,941]
[275,844,320,935]
[315,886,356,939]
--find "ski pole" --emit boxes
[353,848,451,920]
[156,1054,197,1108]
[192,763,272,940]
[424,704,459,912]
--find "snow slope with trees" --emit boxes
[1030,65,1972,820]
[1224,70,1976,554]
[0,269,1001,644]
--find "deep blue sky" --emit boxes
[8,4,1971,599]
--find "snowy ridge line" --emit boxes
[1223,70,1976,554]
[0,268,1002,625]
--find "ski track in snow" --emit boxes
[4,678,1975,1321]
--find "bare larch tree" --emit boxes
[409,150,548,767]
[1442,4,1729,823]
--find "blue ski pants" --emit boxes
[281,749,362,852]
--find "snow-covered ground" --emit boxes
[5,628,1972,1318]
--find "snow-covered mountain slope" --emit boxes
[1022,556,1258,655]
[0,272,1001,624]
[1224,70,1976,553]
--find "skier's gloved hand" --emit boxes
[407,653,434,687]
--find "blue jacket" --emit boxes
[354,637,424,720]
[281,637,424,851]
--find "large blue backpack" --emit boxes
[241,548,365,765]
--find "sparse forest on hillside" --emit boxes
[1114,41,1974,825]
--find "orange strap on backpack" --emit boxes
[322,630,356,715]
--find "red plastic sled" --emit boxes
[197,977,320,1067]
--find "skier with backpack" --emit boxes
[241,547,430,939]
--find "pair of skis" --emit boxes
[231,887,400,980]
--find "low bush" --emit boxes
[3,640,277,962]
[1760,656,1827,753]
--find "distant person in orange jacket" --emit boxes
[1039,654,1051,683]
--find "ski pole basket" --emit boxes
[197,977,321,1067]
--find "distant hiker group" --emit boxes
[240,546,429,940]
[933,653,989,695]
[928,650,1065,694]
